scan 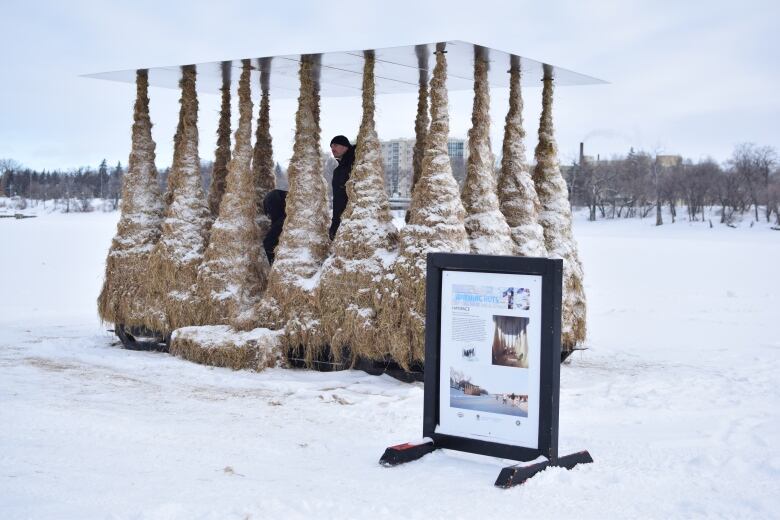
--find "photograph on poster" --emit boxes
[461,346,480,362]
[492,315,530,368]
[449,367,529,418]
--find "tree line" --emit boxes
[3,142,778,225]
[563,143,779,226]
[0,156,292,213]
[0,158,126,212]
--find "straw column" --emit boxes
[497,56,548,258]
[318,50,398,364]
[533,64,587,354]
[147,64,212,333]
[377,43,470,369]
[97,69,165,329]
[461,46,514,255]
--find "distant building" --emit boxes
[380,137,468,197]
[656,155,682,168]
[463,382,482,396]
[447,139,467,189]
[380,138,414,198]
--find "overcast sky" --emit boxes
[1,0,778,171]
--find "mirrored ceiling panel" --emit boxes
[83,40,607,98]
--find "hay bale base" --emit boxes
[170,325,285,371]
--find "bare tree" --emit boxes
[769,167,780,225]
[714,164,744,224]
[730,143,777,222]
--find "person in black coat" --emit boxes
[329,135,355,240]
[262,188,287,264]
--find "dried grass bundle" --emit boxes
[253,57,275,239]
[532,65,587,352]
[318,51,398,364]
[207,61,232,217]
[377,43,470,369]
[245,295,285,330]
[170,325,284,371]
[97,69,165,328]
[497,56,548,258]
[461,46,514,255]
[411,44,430,194]
[264,55,330,362]
[197,60,269,329]
[147,64,212,333]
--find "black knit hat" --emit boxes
[330,135,351,147]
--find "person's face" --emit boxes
[331,143,349,158]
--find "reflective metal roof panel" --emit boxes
[82,40,607,97]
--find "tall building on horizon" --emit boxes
[380,137,468,197]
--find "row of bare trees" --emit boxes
[564,143,779,225]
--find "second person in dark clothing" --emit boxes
[329,135,354,240]
[262,188,287,264]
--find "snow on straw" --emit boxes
[197,60,269,330]
[97,69,165,329]
[170,324,284,370]
[461,46,514,255]
[147,64,212,333]
[377,43,470,369]
[497,56,548,258]
[264,55,331,363]
[533,64,587,352]
[318,50,399,364]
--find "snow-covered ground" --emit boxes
[1,207,778,519]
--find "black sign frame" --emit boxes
[422,252,563,463]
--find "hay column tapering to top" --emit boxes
[410,44,430,195]
[378,42,470,369]
[207,61,232,217]
[533,64,587,355]
[497,56,548,258]
[265,54,330,362]
[253,57,276,238]
[97,69,165,329]
[318,50,399,364]
[148,64,212,333]
[197,59,269,329]
[461,46,514,255]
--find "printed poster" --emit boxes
[436,269,542,448]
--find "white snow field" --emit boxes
[1,207,778,519]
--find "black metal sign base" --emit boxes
[114,324,169,352]
[379,439,437,467]
[380,439,592,488]
[494,450,593,488]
